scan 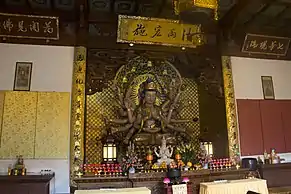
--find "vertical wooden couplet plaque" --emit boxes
[70,47,86,185]
[222,56,240,160]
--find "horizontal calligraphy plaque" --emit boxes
[117,15,205,48]
[0,13,59,40]
[242,33,290,56]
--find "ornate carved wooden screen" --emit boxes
[85,49,205,163]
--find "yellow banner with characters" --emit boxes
[117,15,205,48]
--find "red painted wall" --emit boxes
[237,99,291,156]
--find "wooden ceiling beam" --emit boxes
[50,0,55,10]
[219,0,281,41]
[25,0,32,10]
[242,3,271,27]
[264,5,288,27]
[0,7,77,21]
[0,0,6,8]
[219,0,254,29]
[75,0,89,46]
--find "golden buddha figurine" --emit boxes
[107,77,191,145]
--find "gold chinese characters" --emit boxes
[117,15,205,48]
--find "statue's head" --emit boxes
[161,136,166,145]
[141,78,157,105]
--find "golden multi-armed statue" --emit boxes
[105,57,192,145]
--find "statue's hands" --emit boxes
[102,115,109,125]
[170,146,174,156]
[169,104,176,111]
[154,147,157,153]
[110,80,119,92]
[124,99,131,110]
[124,98,135,111]
[111,127,119,134]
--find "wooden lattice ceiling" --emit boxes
[220,0,291,38]
[1,0,291,50]
[0,0,236,19]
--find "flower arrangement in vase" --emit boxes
[176,142,198,165]
[121,142,141,174]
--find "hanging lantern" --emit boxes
[193,0,218,20]
[173,0,218,23]
[102,133,117,163]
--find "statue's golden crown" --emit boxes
[145,81,156,90]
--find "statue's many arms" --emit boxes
[107,77,191,145]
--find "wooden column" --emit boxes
[75,0,88,46]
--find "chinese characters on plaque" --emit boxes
[242,33,290,56]
[117,15,205,48]
[0,13,59,40]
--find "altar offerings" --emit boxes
[199,178,269,194]
[74,187,151,194]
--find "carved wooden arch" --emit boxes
[69,49,240,185]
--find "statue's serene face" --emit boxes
[144,90,156,104]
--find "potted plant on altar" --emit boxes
[176,143,198,170]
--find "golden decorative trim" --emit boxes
[70,47,86,185]
[222,56,240,161]
[194,0,218,9]
[193,0,218,20]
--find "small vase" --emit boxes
[203,163,208,169]
[128,166,135,174]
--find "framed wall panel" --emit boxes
[237,99,264,156]
[0,92,37,158]
[260,100,286,153]
[34,92,70,159]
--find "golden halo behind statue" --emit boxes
[113,56,183,105]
